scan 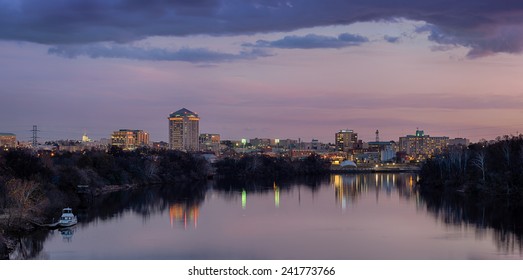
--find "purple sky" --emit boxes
[2,0,523,143]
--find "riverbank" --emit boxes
[330,163,420,174]
[0,148,214,259]
[0,181,205,259]
[418,135,523,201]
[0,215,37,259]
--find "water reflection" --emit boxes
[420,190,523,255]
[212,176,326,209]
[10,182,207,259]
[9,174,523,259]
[169,204,199,229]
[83,181,207,225]
[9,230,49,260]
[58,227,75,242]
[331,173,420,209]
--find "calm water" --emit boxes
[11,173,523,259]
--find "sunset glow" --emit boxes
[2,1,523,143]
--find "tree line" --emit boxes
[419,135,523,200]
[0,147,209,234]
[214,153,330,179]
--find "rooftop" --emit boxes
[169,108,199,118]
[0,133,15,136]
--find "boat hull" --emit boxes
[58,220,77,227]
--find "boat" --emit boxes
[58,208,78,227]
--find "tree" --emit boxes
[4,179,47,228]
[471,150,486,182]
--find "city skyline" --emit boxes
[2,1,523,143]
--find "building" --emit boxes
[82,133,92,143]
[335,129,358,152]
[111,129,150,150]
[448,138,470,147]
[249,138,271,148]
[399,129,449,159]
[168,108,200,151]
[278,139,298,150]
[0,133,16,148]
[199,133,220,154]
[152,141,169,150]
[367,141,397,162]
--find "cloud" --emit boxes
[384,35,400,43]
[416,23,523,58]
[3,1,523,57]
[244,33,368,49]
[47,44,272,63]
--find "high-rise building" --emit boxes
[111,129,150,150]
[0,133,16,148]
[168,108,200,151]
[335,129,358,152]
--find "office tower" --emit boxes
[168,108,199,151]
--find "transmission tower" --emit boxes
[31,125,39,147]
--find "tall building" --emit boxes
[168,108,199,151]
[335,129,358,152]
[399,129,449,159]
[0,133,16,148]
[111,129,150,150]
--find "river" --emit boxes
[10,173,523,259]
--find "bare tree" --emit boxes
[144,159,159,179]
[471,150,487,181]
[5,179,45,227]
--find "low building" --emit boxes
[0,133,16,148]
[153,141,169,150]
[250,138,271,148]
[199,133,221,154]
[111,129,150,150]
[278,139,298,150]
[448,138,470,147]
[368,141,397,162]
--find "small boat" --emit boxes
[58,208,78,227]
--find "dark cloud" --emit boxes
[47,44,272,63]
[244,33,368,49]
[2,1,523,57]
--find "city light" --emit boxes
[241,189,247,209]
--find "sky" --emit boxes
[2,0,523,143]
